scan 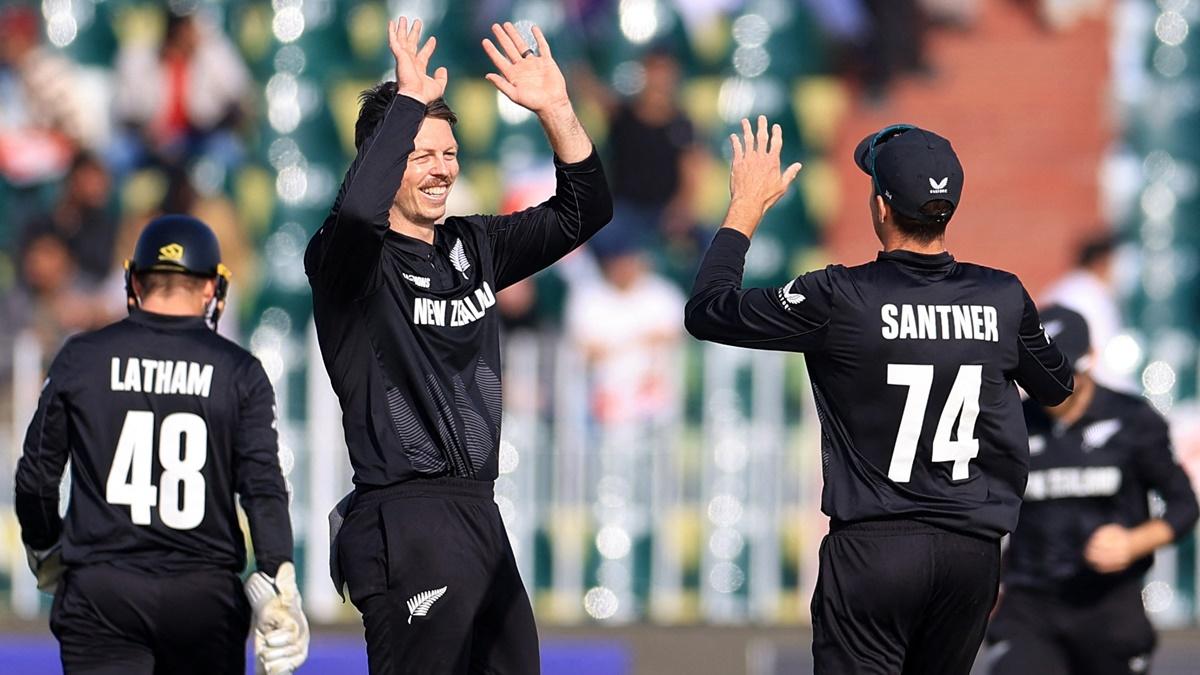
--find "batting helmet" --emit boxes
[124,214,232,328]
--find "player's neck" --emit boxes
[882,238,946,255]
[138,294,207,317]
[1046,372,1094,425]
[389,208,436,244]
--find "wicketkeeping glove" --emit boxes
[25,541,64,593]
[244,562,310,675]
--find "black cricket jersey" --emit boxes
[686,230,1074,539]
[1005,386,1199,594]
[306,95,611,487]
[14,309,293,575]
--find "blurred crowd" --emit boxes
[0,0,1120,431]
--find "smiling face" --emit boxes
[393,118,459,229]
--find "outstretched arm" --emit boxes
[482,22,592,162]
[477,22,612,289]
[305,17,447,295]
[685,117,825,350]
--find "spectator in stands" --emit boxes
[1043,232,1127,390]
[581,46,702,256]
[110,11,251,174]
[18,152,117,285]
[10,232,115,366]
[566,236,684,426]
[0,5,95,185]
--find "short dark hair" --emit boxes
[354,81,458,150]
[890,199,956,244]
[136,271,209,297]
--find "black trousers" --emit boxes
[812,520,1000,675]
[50,564,249,675]
[337,478,539,675]
[985,579,1156,675]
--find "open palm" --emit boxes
[481,22,569,114]
[388,16,447,104]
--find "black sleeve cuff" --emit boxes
[553,145,603,171]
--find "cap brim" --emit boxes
[853,134,874,175]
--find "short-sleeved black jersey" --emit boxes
[1005,386,1199,594]
[14,309,293,575]
[686,229,1074,539]
[306,95,611,487]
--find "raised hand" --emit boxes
[481,22,569,116]
[388,16,447,104]
[729,115,803,221]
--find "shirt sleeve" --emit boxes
[233,357,293,576]
[14,344,73,550]
[1011,286,1074,405]
[1133,409,1199,540]
[684,229,832,352]
[481,148,613,291]
[304,94,428,297]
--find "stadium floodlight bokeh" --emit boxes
[4,1,1200,673]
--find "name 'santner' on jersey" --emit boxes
[686,230,1074,539]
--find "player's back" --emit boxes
[810,251,1056,538]
[41,310,273,572]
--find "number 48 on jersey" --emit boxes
[106,410,209,530]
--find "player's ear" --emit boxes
[873,194,890,223]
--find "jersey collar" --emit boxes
[876,249,955,271]
[127,307,210,330]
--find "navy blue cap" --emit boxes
[854,125,964,223]
[1039,305,1091,372]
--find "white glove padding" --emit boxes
[244,562,310,675]
[25,541,64,594]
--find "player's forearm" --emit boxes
[685,229,750,342]
[242,493,294,577]
[719,198,766,240]
[1128,519,1175,558]
[537,100,593,164]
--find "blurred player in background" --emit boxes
[685,121,1073,674]
[307,17,609,674]
[15,215,308,675]
[986,305,1199,675]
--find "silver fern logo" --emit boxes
[407,586,448,624]
[450,239,471,279]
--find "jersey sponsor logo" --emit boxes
[1023,466,1122,501]
[929,176,949,194]
[407,586,448,624]
[880,303,999,342]
[776,280,806,309]
[450,238,471,279]
[110,358,214,398]
[1082,419,1122,453]
[412,282,497,328]
[158,243,184,262]
[402,273,431,288]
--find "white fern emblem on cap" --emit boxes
[407,586,448,624]
[450,239,471,279]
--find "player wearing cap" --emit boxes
[307,18,609,674]
[15,215,308,675]
[986,306,1198,675]
[685,118,1074,674]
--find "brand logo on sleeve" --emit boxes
[776,280,806,310]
